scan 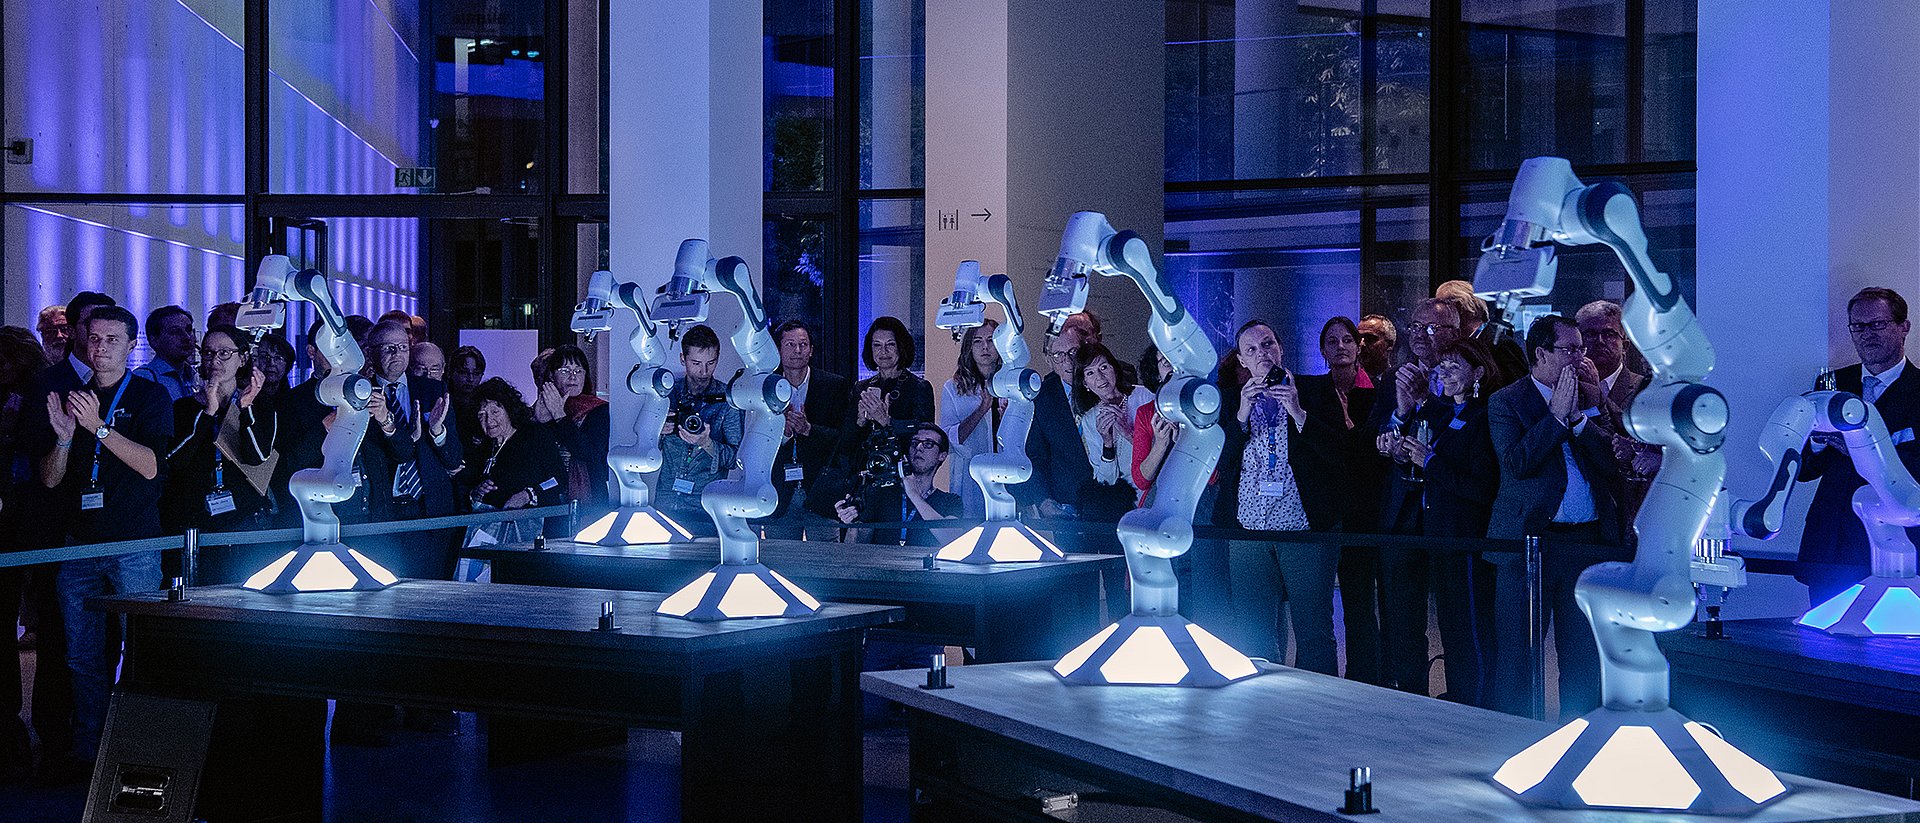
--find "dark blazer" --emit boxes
[1485,377,1621,546]
[832,372,936,464]
[547,403,611,513]
[1014,372,1093,509]
[774,368,852,514]
[1291,373,1382,532]
[360,374,463,518]
[1413,397,1499,539]
[266,377,340,524]
[459,424,569,510]
[161,396,277,533]
[1797,362,1920,575]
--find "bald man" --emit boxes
[409,342,445,383]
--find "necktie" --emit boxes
[389,383,422,500]
[1864,374,1884,404]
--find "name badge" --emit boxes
[784,465,805,483]
[1259,481,1288,497]
[673,478,696,495]
[1895,428,1916,446]
[539,477,560,492]
[205,490,237,516]
[81,487,105,511]
[351,471,363,488]
[1448,417,1467,430]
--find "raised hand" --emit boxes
[367,387,392,428]
[1395,363,1429,416]
[47,392,76,441]
[425,394,450,437]
[411,400,425,442]
[238,368,266,409]
[67,391,103,432]
[1550,365,1580,425]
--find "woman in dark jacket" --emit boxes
[1385,337,1503,706]
[532,344,610,524]
[1290,316,1388,685]
[464,378,569,508]
[162,326,281,582]
[834,316,937,468]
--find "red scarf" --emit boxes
[565,394,606,424]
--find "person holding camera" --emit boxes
[656,325,741,529]
[820,423,960,547]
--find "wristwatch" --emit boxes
[94,425,111,440]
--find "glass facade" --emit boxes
[1164,0,1695,370]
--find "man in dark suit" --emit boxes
[357,320,461,578]
[1486,314,1621,718]
[1577,300,1659,540]
[1798,287,1920,604]
[770,321,850,526]
[1013,316,1096,526]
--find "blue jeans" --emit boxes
[58,551,163,758]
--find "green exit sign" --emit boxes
[395,167,437,188]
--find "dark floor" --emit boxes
[3,641,913,823]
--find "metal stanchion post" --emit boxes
[183,527,200,589]
[1525,534,1545,721]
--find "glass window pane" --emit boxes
[1372,21,1432,173]
[1461,1,1628,170]
[859,0,924,190]
[764,213,833,335]
[858,198,925,376]
[270,1,547,194]
[568,0,608,193]
[767,0,835,192]
[1458,172,1694,328]
[1165,186,1429,373]
[5,204,248,348]
[1642,0,1696,163]
[3,0,244,195]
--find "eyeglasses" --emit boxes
[1358,333,1381,345]
[909,439,943,451]
[1849,319,1899,335]
[372,343,410,356]
[1044,348,1076,361]
[203,348,243,362]
[553,365,586,378]
[253,350,289,363]
[1549,344,1589,356]
[1583,328,1624,341]
[1415,323,1459,336]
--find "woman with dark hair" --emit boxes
[533,344,611,523]
[161,327,280,575]
[1071,341,1153,525]
[1291,316,1388,684]
[835,316,936,468]
[458,378,568,540]
[937,319,1003,517]
[448,345,487,457]
[1380,336,1503,705]
[1129,343,1220,514]
[249,333,295,409]
[1217,319,1338,675]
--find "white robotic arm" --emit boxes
[650,241,815,620]
[236,255,395,593]
[930,262,1054,563]
[569,258,694,545]
[1481,159,1785,812]
[1050,212,1254,687]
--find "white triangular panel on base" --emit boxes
[655,562,822,621]
[1798,575,1920,636]
[574,507,697,546]
[1053,613,1261,688]
[1492,707,1788,814]
[934,521,1067,564]
[242,544,400,594]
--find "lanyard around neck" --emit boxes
[88,375,134,486]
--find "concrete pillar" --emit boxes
[605,0,760,442]
[922,0,1164,398]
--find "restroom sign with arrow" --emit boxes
[937,208,995,231]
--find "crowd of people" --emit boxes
[3,279,1912,784]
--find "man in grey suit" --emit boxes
[1486,315,1623,719]
[1577,300,1660,538]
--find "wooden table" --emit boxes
[96,581,900,822]
[464,538,1122,662]
[1661,618,1920,796]
[864,661,1920,823]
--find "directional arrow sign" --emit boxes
[971,208,992,221]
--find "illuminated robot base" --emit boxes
[575,507,696,547]
[1800,575,1920,636]
[243,544,399,594]
[936,521,1066,564]
[1493,707,1787,813]
[1052,614,1260,688]
[655,562,822,621]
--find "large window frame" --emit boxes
[0,0,610,344]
